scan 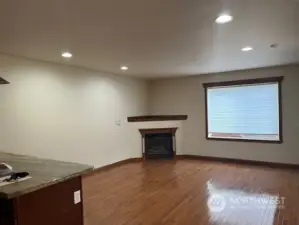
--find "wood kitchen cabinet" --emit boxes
[0,177,83,225]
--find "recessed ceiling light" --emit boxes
[61,52,73,58]
[121,66,128,71]
[215,14,233,24]
[241,47,253,52]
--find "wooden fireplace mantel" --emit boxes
[0,77,9,84]
[139,127,178,137]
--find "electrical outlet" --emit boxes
[74,190,81,204]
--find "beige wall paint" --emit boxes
[149,65,299,164]
[1,54,299,166]
[0,54,148,168]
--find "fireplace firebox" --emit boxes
[145,133,173,159]
[139,128,177,160]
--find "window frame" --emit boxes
[203,76,284,144]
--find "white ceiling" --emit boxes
[0,0,298,78]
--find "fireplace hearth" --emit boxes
[139,128,177,160]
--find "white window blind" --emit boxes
[206,82,281,142]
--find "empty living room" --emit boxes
[0,0,299,225]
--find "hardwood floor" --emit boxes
[83,159,299,225]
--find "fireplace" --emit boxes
[145,133,173,159]
[139,128,177,160]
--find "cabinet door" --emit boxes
[16,177,83,225]
[0,199,15,225]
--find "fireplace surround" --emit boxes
[139,128,178,160]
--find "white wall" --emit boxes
[149,65,299,164]
[2,54,299,166]
[0,54,148,168]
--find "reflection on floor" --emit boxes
[83,159,299,225]
[207,181,279,225]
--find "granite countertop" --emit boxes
[0,152,94,199]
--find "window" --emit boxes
[203,77,283,143]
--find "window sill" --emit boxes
[206,137,283,144]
